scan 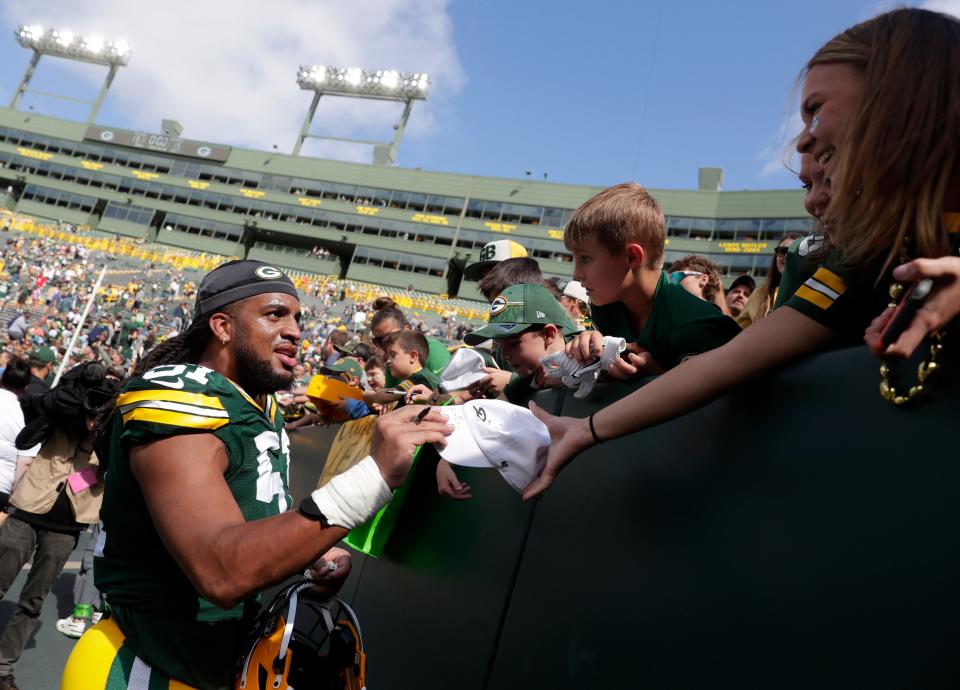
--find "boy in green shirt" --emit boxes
[563,182,740,375]
[365,330,439,406]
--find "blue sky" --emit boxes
[0,0,953,192]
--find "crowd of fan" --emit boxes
[280,182,797,500]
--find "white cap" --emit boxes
[463,239,529,280]
[436,399,549,493]
[439,348,489,392]
[562,280,589,304]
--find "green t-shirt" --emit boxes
[398,366,441,392]
[95,363,292,689]
[589,271,741,370]
[384,335,451,388]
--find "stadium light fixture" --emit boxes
[292,64,430,164]
[295,65,430,102]
[15,25,132,66]
[10,25,132,125]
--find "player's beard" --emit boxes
[233,336,295,396]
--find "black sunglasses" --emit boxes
[774,246,790,257]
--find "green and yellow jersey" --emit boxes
[782,218,960,342]
[94,363,291,690]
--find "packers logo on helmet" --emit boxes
[236,581,366,690]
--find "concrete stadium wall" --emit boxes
[96,217,149,240]
[345,263,447,293]
[287,345,960,689]
[155,229,240,257]
[246,246,340,276]
[14,200,92,227]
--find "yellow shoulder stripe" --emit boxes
[122,407,229,430]
[811,268,845,294]
[117,389,225,410]
[795,284,834,310]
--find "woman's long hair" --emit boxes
[806,8,960,280]
[751,232,803,322]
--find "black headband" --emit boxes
[194,260,299,317]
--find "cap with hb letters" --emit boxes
[463,240,528,280]
[464,283,571,345]
[194,260,299,317]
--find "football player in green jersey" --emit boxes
[61,260,452,690]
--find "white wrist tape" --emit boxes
[310,456,393,530]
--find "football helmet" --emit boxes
[236,580,367,690]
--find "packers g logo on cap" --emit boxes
[255,265,283,280]
[489,297,508,315]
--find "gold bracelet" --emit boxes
[879,332,944,405]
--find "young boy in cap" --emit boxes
[436,283,574,499]
[564,182,740,375]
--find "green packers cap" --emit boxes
[464,283,570,345]
[194,260,299,317]
[322,358,363,379]
[30,347,56,364]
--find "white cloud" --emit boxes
[921,0,960,16]
[1,0,463,158]
[757,111,804,178]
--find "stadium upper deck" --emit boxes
[0,106,811,301]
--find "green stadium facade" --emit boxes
[0,107,811,301]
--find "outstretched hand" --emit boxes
[370,405,453,488]
[521,400,595,501]
[865,257,960,358]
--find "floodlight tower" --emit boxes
[10,25,131,125]
[293,65,430,165]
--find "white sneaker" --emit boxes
[91,611,103,625]
[55,615,87,639]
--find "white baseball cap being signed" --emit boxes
[435,399,549,493]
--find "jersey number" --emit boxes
[142,364,212,390]
[254,429,290,512]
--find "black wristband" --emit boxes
[298,496,330,526]
[588,413,604,445]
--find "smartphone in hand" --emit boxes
[880,278,934,348]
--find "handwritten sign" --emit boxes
[317,415,377,488]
